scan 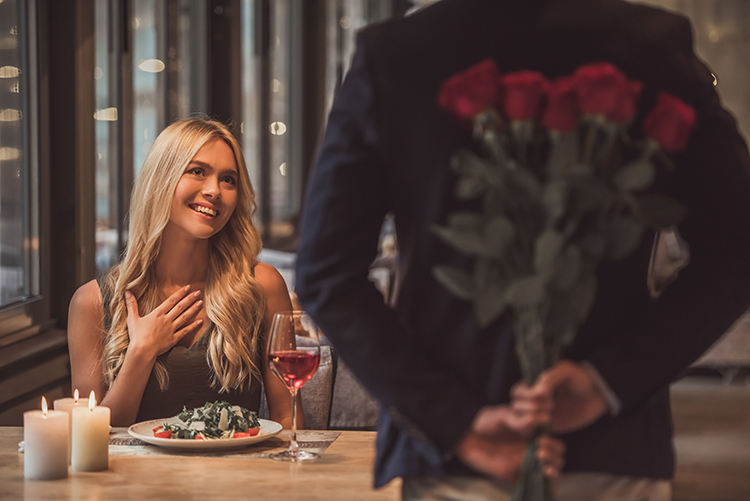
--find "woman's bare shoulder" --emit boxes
[254,262,289,293]
[254,262,293,313]
[69,279,103,315]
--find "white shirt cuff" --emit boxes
[582,361,622,416]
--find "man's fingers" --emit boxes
[508,410,552,438]
[512,377,556,402]
[510,395,554,413]
[537,436,565,479]
[472,405,551,440]
[457,431,526,482]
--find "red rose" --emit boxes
[609,80,643,123]
[643,92,697,153]
[438,59,501,123]
[499,70,549,121]
[575,62,642,122]
[542,76,579,132]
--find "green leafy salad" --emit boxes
[153,401,261,440]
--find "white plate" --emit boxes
[128,417,283,450]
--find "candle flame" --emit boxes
[41,396,48,416]
[88,390,96,410]
[74,388,79,402]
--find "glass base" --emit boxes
[270,449,320,462]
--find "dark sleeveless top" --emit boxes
[97,273,262,422]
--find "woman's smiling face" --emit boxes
[167,138,239,241]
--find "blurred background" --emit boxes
[0,0,748,448]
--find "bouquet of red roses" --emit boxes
[433,59,696,501]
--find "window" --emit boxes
[242,0,397,251]
[324,0,392,111]
[94,0,208,272]
[94,0,124,272]
[0,0,39,309]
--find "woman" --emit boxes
[68,117,300,428]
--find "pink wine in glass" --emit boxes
[269,350,320,391]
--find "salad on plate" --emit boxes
[152,401,261,440]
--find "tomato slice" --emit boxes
[195,435,205,440]
[232,428,260,438]
[153,429,172,439]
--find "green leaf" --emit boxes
[481,129,506,167]
[613,160,655,192]
[606,217,645,260]
[551,245,582,291]
[455,176,486,200]
[450,149,488,177]
[447,212,482,231]
[636,193,688,229]
[578,233,606,259]
[508,168,541,198]
[572,276,597,321]
[431,225,488,257]
[544,294,580,343]
[484,216,515,255]
[505,275,547,307]
[474,279,507,328]
[572,179,611,214]
[432,266,475,301]
[534,229,564,275]
[546,132,579,178]
[567,162,594,175]
[541,181,568,222]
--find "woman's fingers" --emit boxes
[175,318,204,342]
[124,290,140,318]
[172,298,204,329]
[162,288,202,322]
[154,285,193,316]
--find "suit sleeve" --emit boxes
[588,19,750,411]
[295,38,483,456]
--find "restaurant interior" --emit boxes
[1,0,749,499]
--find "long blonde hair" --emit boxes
[101,117,265,392]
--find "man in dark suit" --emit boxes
[295,0,750,498]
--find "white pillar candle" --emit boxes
[23,397,69,480]
[71,391,110,472]
[53,389,87,464]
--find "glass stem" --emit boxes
[289,389,298,457]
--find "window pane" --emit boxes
[170,0,208,118]
[269,0,292,241]
[0,0,39,307]
[94,0,122,272]
[325,0,392,112]
[133,0,168,178]
[241,0,260,206]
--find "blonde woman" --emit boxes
[68,117,300,428]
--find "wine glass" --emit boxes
[267,310,321,461]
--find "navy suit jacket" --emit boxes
[296,0,750,487]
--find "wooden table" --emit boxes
[0,428,400,500]
[5,378,748,501]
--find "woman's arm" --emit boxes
[68,280,204,426]
[255,263,305,430]
[68,280,109,405]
